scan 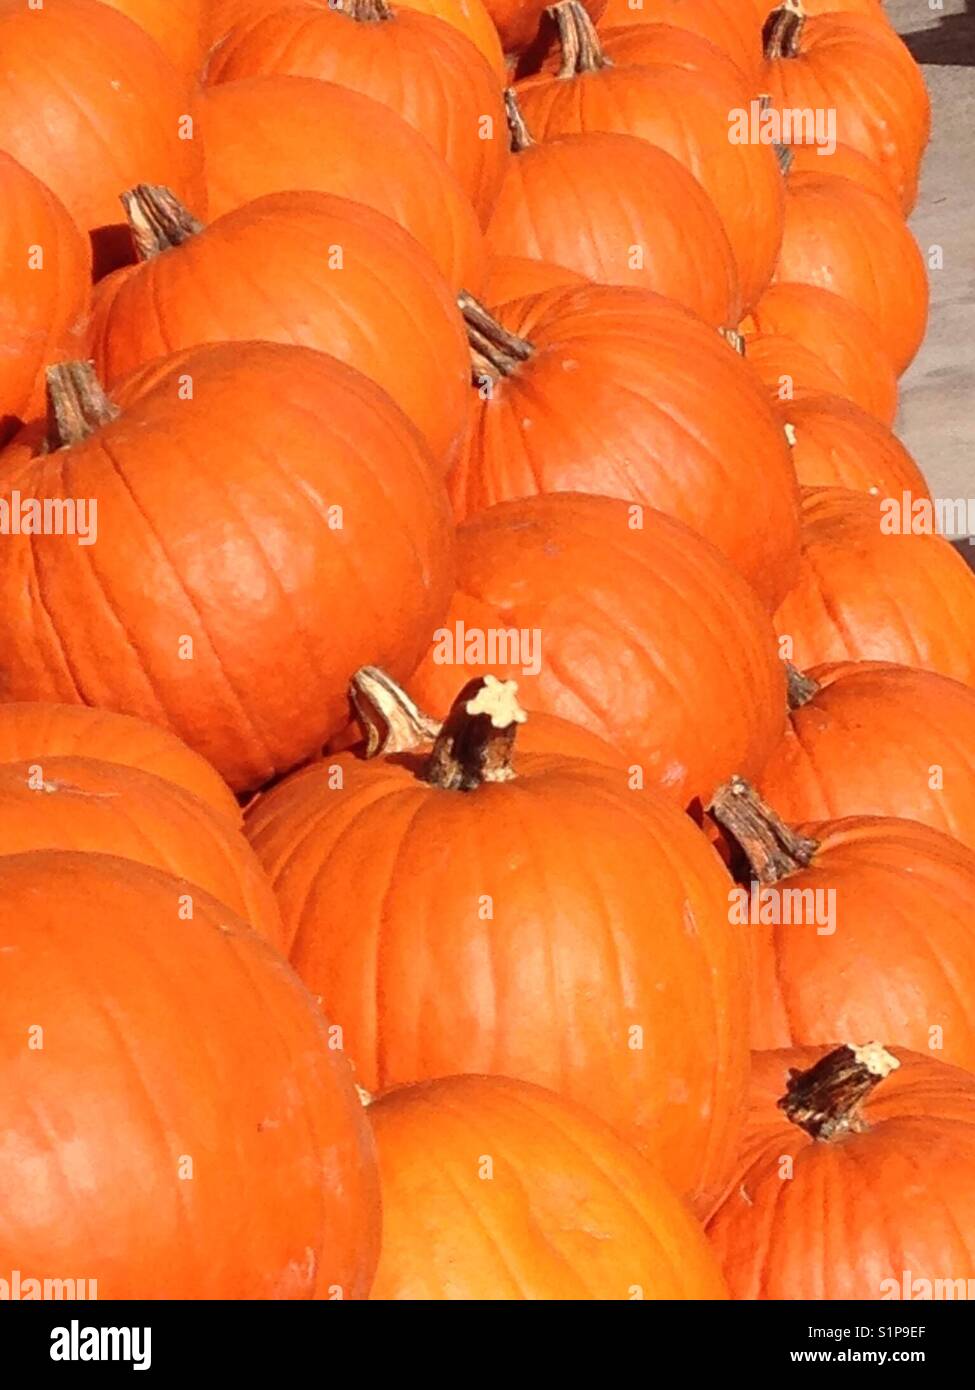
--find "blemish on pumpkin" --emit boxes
[738,1183,754,1207]
[682,902,698,936]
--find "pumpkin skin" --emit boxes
[587,22,750,90]
[0,344,454,792]
[707,1044,975,1301]
[204,3,509,224]
[787,140,900,207]
[0,756,282,946]
[409,494,787,810]
[197,76,484,290]
[246,682,750,1212]
[451,285,801,610]
[763,7,930,214]
[759,661,975,856]
[600,0,762,81]
[775,489,975,689]
[482,255,587,307]
[485,126,740,327]
[369,1075,730,1299]
[102,0,206,75]
[743,332,849,406]
[780,393,929,496]
[0,702,240,824]
[88,189,470,471]
[775,172,929,376]
[0,0,205,279]
[740,282,898,425]
[487,0,605,54]
[0,850,380,1299]
[0,154,91,447]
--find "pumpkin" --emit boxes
[775,170,929,376]
[197,76,484,290]
[787,140,900,207]
[778,393,929,496]
[740,282,898,425]
[0,756,282,946]
[0,850,379,1298]
[583,21,751,90]
[0,702,239,824]
[0,0,205,279]
[485,93,740,326]
[736,331,851,406]
[707,1043,975,1300]
[450,285,801,610]
[0,154,91,448]
[775,489,975,688]
[368,1074,729,1298]
[246,672,750,1211]
[88,187,470,471]
[762,2,929,213]
[408,492,787,810]
[482,255,588,307]
[514,4,783,311]
[0,348,453,791]
[600,0,762,81]
[102,0,205,75]
[712,778,975,1067]
[759,661,975,856]
[204,0,509,224]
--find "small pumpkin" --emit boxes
[246,671,750,1211]
[599,0,762,82]
[707,1043,975,1300]
[0,850,380,1298]
[368,1074,729,1299]
[779,393,929,495]
[775,489,975,688]
[759,660,975,855]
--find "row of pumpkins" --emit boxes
[2,0,974,1301]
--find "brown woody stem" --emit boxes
[719,327,746,356]
[45,362,120,450]
[424,676,526,791]
[121,185,204,261]
[504,88,534,152]
[775,142,794,175]
[779,1043,900,1141]
[458,292,534,380]
[785,661,821,709]
[349,667,441,756]
[709,775,819,885]
[548,1,610,77]
[765,1,805,60]
[341,0,393,19]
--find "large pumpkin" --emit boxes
[0,850,379,1298]
[409,493,787,810]
[196,76,484,289]
[0,347,454,791]
[0,0,205,278]
[712,778,975,1067]
[450,285,801,609]
[707,1044,975,1300]
[599,0,762,82]
[88,187,470,471]
[369,1075,729,1298]
[484,94,740,326]
[515,3,783,311]
[780,393,929,495]
[204,0,509,223]
[103,0,206,75]
[759,661,975,855]
[246,673,750,1212]
[775,489,975,688]
[0,154,91,447]
[762,2,929,213]
[775,170,929,376]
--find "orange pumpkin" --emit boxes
[103,0,206,75]
[759,660,975,855]
[600,0,762,81]
[197,76,484,289]
[0,850,380,1298]
[409,493,787,810]
[450,285,801,610]
[0,348,454,791]
[775,489,975,688]
[707,1044,975,1300]
[739,332,850,406]
[482,255,588,307]
[246,672,750,1212]
[88,187,470,471]
[587,20,751,90]
[779,393,929,495]
[0,0,205,278]
[369,1075,729,1298]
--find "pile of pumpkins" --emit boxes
[2,0,974,1301]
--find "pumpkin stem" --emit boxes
[504,89,535,152]
[765,1,805,60]
[774,142,794,175]
[45,362,120,450]
[709,775,819,885]
[424,675,526,791]
[342,0,394,20]
[718,327,746,356]
[780,1043,900,1140]
[785,661,821,709]
[121,184,204,261]
[547,1,610,77]
[458,291,535,381]
[349,666,441,757]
